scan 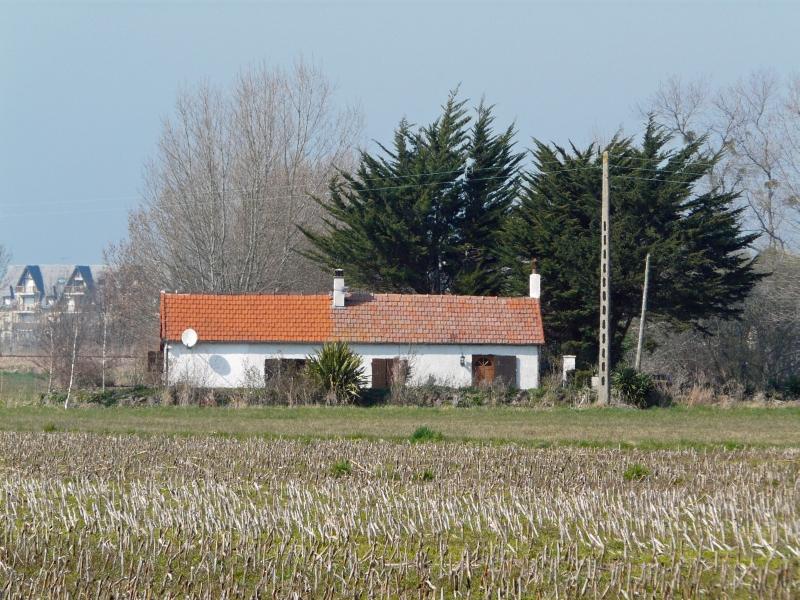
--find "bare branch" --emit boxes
[108,60,362,344]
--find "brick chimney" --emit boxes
[529,258,541,299]
[333,269,346,308]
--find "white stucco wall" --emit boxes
[165,342,540,389]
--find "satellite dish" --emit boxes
[181,328,198,348]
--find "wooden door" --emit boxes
[371,358,390,389]
[371,358,409,389]
[472,355,495,386]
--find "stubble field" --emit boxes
[0,430,797,598]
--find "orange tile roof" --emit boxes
[160,292,544,345]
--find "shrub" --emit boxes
[86,389,118,407]
[387,377,460,407]
[416,469,435,482]
[306,343,366,404]
[771,375,800,399]
[612,368,655,408]
[481,377,518,406]
[623,463,652,481]
[231,361,323,407]
[40,391,68,407]
[410,426,444,443]
[567,369,594,389]
[330,459,352,477]
[784,376,800,398]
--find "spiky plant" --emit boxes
[612,367,655,408]
[306,342,366,404]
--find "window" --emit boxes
[264,358,307,383]
[472,355,516,386]
[371,358,409,389]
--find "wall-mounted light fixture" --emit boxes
[459,354,466,367]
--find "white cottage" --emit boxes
[160,270,545,389]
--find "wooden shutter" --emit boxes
[390,359,409,385]
[372,358,389,389]
[494,355,517,387]
[372,358,408,389]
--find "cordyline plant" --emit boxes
[306,342,366,404]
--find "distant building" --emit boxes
[0,264,106,350]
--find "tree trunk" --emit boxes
[47,328,54,395]
[64,318,78,410]
[101,311,108,393]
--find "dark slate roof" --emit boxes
[68,265,95,287]
[1,264,106,300]
[24,266,45,300]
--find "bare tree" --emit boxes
[643,249,800,393]
[780,76,800,235]
[110,60,362,296]
[646,71,800,251]
[97,260,160,356]
[42,321,55,395]
[107,61,362,354]
[34,306,96,396]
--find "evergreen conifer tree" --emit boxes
[504,119,761,366]
[450,104,523,294]
[302,93,522,294]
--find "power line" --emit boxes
[3,160,691,212]
[0,164,528,211]
[0,166,586,219]
[4,162,792,220]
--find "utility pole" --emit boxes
[634,253,651,371]
[598,151,611,404]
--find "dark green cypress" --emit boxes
[450,102,524,295]
[301,92,522,295]
[504,119,762,366]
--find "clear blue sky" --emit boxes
[1,0,798,264]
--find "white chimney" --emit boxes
[529,258,541,299]
[333,269,346,308]
[562,355,576,383]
